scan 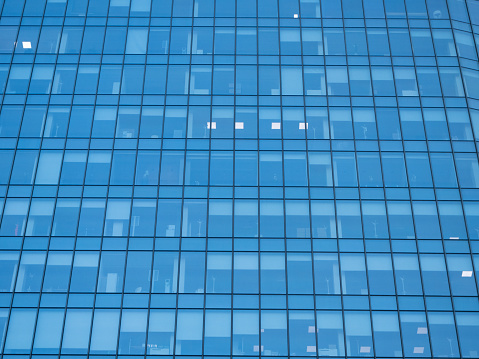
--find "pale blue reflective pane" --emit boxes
[233,310,259,355]
[427,313,459,357]
[311,201,336,238]
[118,310,147,354]
[42,252,72,292]
[393,254,423,295]
[261,311,288,355]
[147,310,175,354]
[77,199,106,236]
[260,200,284,238]
[152,252,178,293]
[32,309,64,354]
[97,252,125,293]
[372,312,402,357]
[399,312,431,357]
[204,310,231,355]
[438,202,467,239]
[15,252,46,292]
[234,253,258,293]
[446,254,477,296]
[208,200,233,237]
[412,202,441,239]
[124,252,152,293]
[4,309,37,354]
[456,313,479,358]
[69,252,99,292]
[61,309,92,354]
[206,252,232,293]
[0,252,19,292]
[316,311,345,356]
[289,311,316,356]
[175,310,203,355]
[420,254,450,295]
[179,252,205,293]
[344,312,373,357]
[367,254,395,295]
[287,253,314,294]
[314,254,340,295]
[90,310,120,354]
[260,253,285,294]
[341,253,368,294]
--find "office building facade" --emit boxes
[0,0,479,357]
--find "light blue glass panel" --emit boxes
[420,254,450,295]
[25,199,54,236]
[456,313,479,358]
[234,253,259,294]
[179,252,205,293]
[372,312,402,357]
[208,200,233,237]
[261,311,288,356]
[446,254,477,296]
[427,312,459,357]
[367,254,395,295]
[4,309,37,354]
[206,253,232,293]
[124,252,152,293]
[393,254,423,295]
[438,202,467,239]
[90,310,120,354]
[61,309,92,354]
[33,309,64,354]
[175,310,203,354]
[281,66,303,95]
[15,251,46,292]
[147,310,175,354]
[344,311,373,357]
[233,310,258,355]
[97,252,126,293]
[69,252,99,293]
[260,253,285,294]
[118,310,147,354]
[316,311,344,356]
[126,28,147,54]
[0,252,19,292]
[42,252,72,292]
[399,312,431,357]
[204,310,231,355]
[289,311,316,356]
[340,254,368,295]
[287,253,314,294]
[260,200,284,238]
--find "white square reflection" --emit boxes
[207,122,216,129]
[414,347,424,354]
[417,327,428,334]
[360,347,371,353]
[235,122,244,129]
[462,271,473,277]
[22,41,32,49]
[294,13,299,18]
[271,122,281,129]
[299,122,308,129]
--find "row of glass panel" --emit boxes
[2,148,478,187]
[1,0,477,23]
[1,25,477,59]
[1,307,478,357]
[1,250,478,295]
[1,105,478,140]
[2,197,479,239]
[3,63,479,100]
